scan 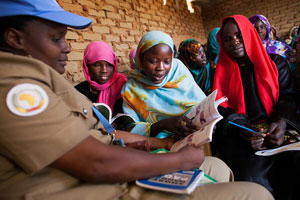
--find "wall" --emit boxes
[60,0,299,85]
[201,0,299,39]
[59,0,205,84]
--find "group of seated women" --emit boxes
[74,14,300,200]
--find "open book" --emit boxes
[255,129,300,156]
[170,90,227,152]
[93,103,136,131]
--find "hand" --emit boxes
[239,124,267,151]
[265,119,286,147]
[178,145,205,170]
[162,116,199,137]
[126,140,150,152]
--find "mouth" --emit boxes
[152,73,165,83]
[233,46,243,53]
[58,58,68,67]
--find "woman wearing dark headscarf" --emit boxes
[213,15,300,200]
[178,39,212,94]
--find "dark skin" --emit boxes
[222,20,286,150]
[3,17,205,183]
[141,44,199,137]
[254,19,267,41]
[193,45,208,68]
[88,60,114,84]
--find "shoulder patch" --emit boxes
[6,83,49,117]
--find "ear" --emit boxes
[4,27,26,51]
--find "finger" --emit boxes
[267,122,277,134]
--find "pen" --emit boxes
[228,121,259,133]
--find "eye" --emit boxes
[164,59,171,65]
[149,59,158,64]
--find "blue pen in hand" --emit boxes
[228,121,259,133]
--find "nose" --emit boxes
[231,36,240,46]
[156,61,165,71]
[62,40,71,54]
[100,64,108,72]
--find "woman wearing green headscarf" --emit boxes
[178,39,213,95]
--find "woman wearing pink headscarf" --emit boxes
[75,41,127,115]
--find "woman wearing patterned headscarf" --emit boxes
[178,39,212,95]
[249,14,295,70]
[121,31,206,138]
[75,41,127,115]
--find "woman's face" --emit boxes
[20,18,70,74]
[194,46,207,67]
[254,19,267,41]
[222,21,246,60]
[88,60,114,84]
[141,44,172,84]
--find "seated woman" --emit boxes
[206,27,220,69]
[129,48,137,69]
[212,15,300,200]
[249,14,295,71]
[178,39,213,95]
[121,31,206,138]
[75,41,127,115]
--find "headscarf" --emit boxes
[207,27,220,65]
[178,39,211,94]
[121,31,206,137]
[213,15,279,117]
[83,41,127,113]
[129,48,137,69]
[249,14,294,60]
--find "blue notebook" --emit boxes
[135,169,204,194]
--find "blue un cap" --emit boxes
[0,0,92,29]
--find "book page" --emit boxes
[170,90,227,152]
[93,103,112,123]
[255,130,300,156]
[185,90,226,129]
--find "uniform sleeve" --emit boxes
[0,78,102,175]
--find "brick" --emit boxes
[115,51,125,57]
[93,26,110,34]
[89,9,105,17]
[62,0,72,3]
[102,5,114,12]
[111,27,127,35]
[70,42,89,50]
[66,31,79,40]
[122,36,135,42]
[78,0,95,8]
[65,61,80,73]
[140,18,149,24]
[115,43,129,50]
[125,16,134,22]
[104,0,119,6]
[106,35,120,42]
[140,13,151,19]
[63,3,83,12]
[106,12,122,20]
[68,51,84,61]
[82,32,102,41]
[120,22,133,29]
[130,30,140,35]
[100,18,116,26]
